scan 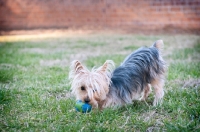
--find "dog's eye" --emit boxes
[81,86,85,91]
[93,89,97,92]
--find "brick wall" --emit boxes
[0,0,200,32]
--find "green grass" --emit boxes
[86,54,126,67]
[0,32,200,131]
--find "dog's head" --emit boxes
[69,60,114,108]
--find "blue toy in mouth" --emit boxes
[75,100,92,113]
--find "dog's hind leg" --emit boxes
[140,84,152,101]
[151,77,165,106]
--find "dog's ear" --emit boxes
[153,40,164,51]
[70,60,84,74]
[97,60,115,73]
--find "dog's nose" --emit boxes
[84,97,90,103]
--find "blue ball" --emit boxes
[75,100,92,113]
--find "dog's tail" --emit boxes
[152,40,164,51]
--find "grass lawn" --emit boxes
[0,31,200,131]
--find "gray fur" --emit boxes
[108,44,166,104]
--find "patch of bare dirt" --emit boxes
[42,91,74,101]
[139,110,168,131]
[146,126,161,132]
[21,47,67,54]
[40,59,69,67]
[169,79,200,89]
[181,79,200,89]
[56,92,74,100]
[21,48,50,54]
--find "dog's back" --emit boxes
[110,40,166,104]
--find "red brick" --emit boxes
[0,0,200,31]
[170,6,182,12]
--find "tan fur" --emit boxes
[141,84,152,101]
[69,60,115,108]
[151,76,165,106]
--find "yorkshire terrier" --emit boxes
[69,40,166,109]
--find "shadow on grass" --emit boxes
[0,42,16,83]
[0,88,12,106]
[0,68,15,107]
[0,43,17,130]
[0,69,15,129]
[0,69,14,83]
[104,90,155,114]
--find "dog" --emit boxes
[69,40,166,109]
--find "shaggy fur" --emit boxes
[69,40,166,109]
